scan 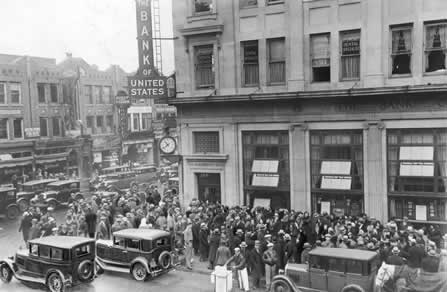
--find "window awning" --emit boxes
[321,176,352,190]
[252,160,279,173]
[399,146,433,161]
[320,161,351,175]
[400,162,434,177]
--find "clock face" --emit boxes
[159,136,176,154]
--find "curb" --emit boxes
[175,266,212,275]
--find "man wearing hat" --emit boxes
[19,211,32,244]
[97,215,109,239]
[199,222,209,262]
[249,240,264,289]
[301,242,312,264]
[421,249,440,273]
[386,247,405,266]
[183,219,194,270]
[263,242,278,290]
[215,239,231,267]
[208,228,220,269]
[225,247,249,291]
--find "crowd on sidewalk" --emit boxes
[18,182,447,291]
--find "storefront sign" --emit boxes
[399,162,434,177]
[136,0,154,75]
[93,152,102,163]
[252,160,279,173]
[321,176,352,190]
[320,161,351,175]
[320,201,331,215]
[253,198,271,209]
[252,173,279,187]
[115,94,130,105]
[25,128,40,138]
[415,205,427,221]
[128,76,168,98]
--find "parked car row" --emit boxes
[0,228,177,292]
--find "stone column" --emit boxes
[290,124,309,211]
[364,121,387,222]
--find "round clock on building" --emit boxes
[159,136,177,154]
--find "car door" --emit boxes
[125,238,141,263]
[24,244,46,277]
[109,236,129,265]
[58,183,70,203]
[326,257,346,292]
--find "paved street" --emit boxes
[0,211,213,292]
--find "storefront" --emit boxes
[196,173,221,203]
[242,131,290,209]
[122,139,154,165]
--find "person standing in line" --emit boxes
[85,206,97,238]
[249,240,264,290]
[214,240,231,267]
[225,247,250,292]
[19,211,32,244]
[183,219,194,270]
[28,218,41,241]
[263,242,278,290]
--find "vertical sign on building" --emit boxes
[135,0,154,76]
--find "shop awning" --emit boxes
[35,153,68,164]
[0,160,33,168]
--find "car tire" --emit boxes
[271,280,291,292]
[77,260,94,282]
[6,205,19,220]
[47,272,65,292]
[131,263,147,281]
[158,251,172,270]
[18,200,28,212]
[0,263,13,283]
[341,284,365,292]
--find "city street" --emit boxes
[0,212,213,292]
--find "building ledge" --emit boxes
[168,84,447,105]
[180,24,224,37]
[184,154,228,163]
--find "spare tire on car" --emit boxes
[77,260,94,282]
[158,251,172,270]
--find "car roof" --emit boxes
[309,247,377,261]
[47,179,80,186]
[22,179,58,186]
[29,236,95,249]
[0,187,15,192]
[113,228,171,240]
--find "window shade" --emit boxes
[251,160,279,173]
[320,161,351,175]
[269,39,285,61]
[311,34,330,67]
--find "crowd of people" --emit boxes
[17,178,447,291]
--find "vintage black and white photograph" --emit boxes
[0,0,446,292]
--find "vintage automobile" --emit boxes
[0,236,99,292]
[271,247,379,292]
[30,179,82,210]
[16,179,58,212]
[96,228,176,281]
[0,185,20,220]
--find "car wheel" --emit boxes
[158,251,172,270]
[18,200,28,212]
[341,284,365,292]
[0,263,13,283]
[6,206,19,220]
[131,263,147,281]
[271,280,291,292]
[47,273,65,292]
[78,260,94,282]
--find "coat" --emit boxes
[208,233,220,264]
[249,248,264,278]
[199,229,209,257]
[215,245,231,266]
[192,223,200,251]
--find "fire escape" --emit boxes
[152,0,163,74]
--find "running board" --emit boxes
[14,272,46,284]
[96,259,129,274]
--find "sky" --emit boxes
[0,0,174,74]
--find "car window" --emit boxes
[51,248,63,260]
[141,240,151,252]
[155,238,167,247]
[30,244,38,256]
[346,259,363,275]
[69,183,77,189]
[126,239,140,250]
[328,258,345,273]
[113,237,126,248]
[39,246,50,258]
[6,191,15,198]
[75,244,91,257]
[310,255,328,270]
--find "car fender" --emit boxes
[272,274,302,292]
[130,257,150,273]
[6,203,19,211]
[45,198,58,205]
[0,258,17,274]
[16,197,29,204]
[45,268,71,286]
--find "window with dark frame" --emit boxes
[50,84,58,103]
[267,38,286,84]
[10,83,21,104]
[194,0,212,13]
[96,116,104,133]
[141,113,151,130]
[311,33,331,82]
[38,83,46,103]
[310,130,364,217]
[240,0,257,8]
[0,83,5,104]
[391,25,412,75]
[13,118,22,138]
[85,85,93,104]
[106,115,114,132]
[194,45,215,89]
[133,113,140,131]
[0,119,7,139]
[86,116,94,133]
[425,22,447,72]
[340,30,361,80]
[52,117,61,136]
[40,118,48,137]
[242,40,259,86]
[193,131,219,153]
[196,173,221,203]
[387,129,447,222]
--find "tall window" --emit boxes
[197,173,221,203]
[387,129,447,221]
[310,131,364,216]
[311,33,331,82]
[93,86,102,103]
[391,25,412,75]
[240,0,257,8]
[0,119,7,139]
[86,116,94,134]
[103,86,112,104]
[40,118,48,137]
[242,41,259,86]
[50,84,58,103]
[106,115,114,133]
[13,118,22,138]
[194,0,212,13]
[52,117,61,136]
[10,83,21,104]
[0,83,5,104]
[340,30,361,80]
[96,116,104,133]
[85,85,93,104]
[193,131,219,153]
[38,83,46,103]
[425,22,447,72]
[267,38,286,84]
[133,114,140,131]
[141,113,151,131]
[194,45,214,89]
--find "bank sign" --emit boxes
[128,76,167,98]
